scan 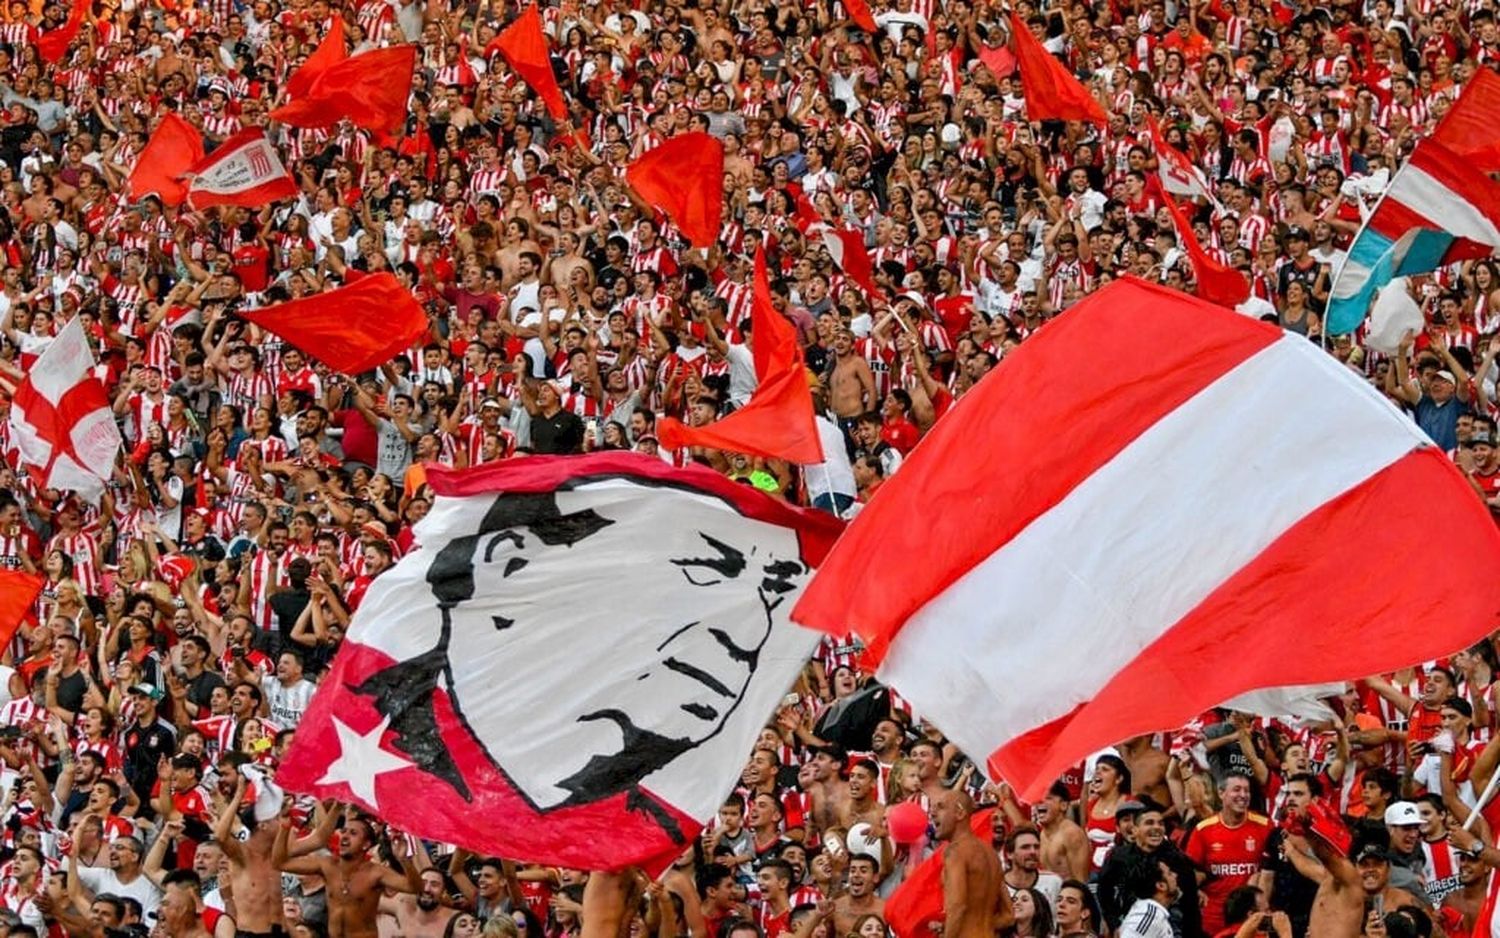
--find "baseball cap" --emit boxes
[1433,369,1457,384]
[1115,799,1149,819]
[1285,225,1310,241]
[898,290,927,310]
[480,398,503,411]
[1354,842,1392,864]
[127,683,162,700]
[1384,802,1422,827]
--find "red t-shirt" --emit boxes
[1185,812,1273,935]
[233,245,271,293]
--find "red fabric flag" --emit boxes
[793,278,1500,802]
[276,452,843,872]
[493,5,567,123]
[625,132,724,250]
[36,0,88,65]
[286,14,347,100]
[271,45,417,135]
[1007,11,1107,125]
[885,809,995,938]
[788,184,879,298]
[1161,195,1249,308]
[977,44,1016,80]
[656,250,823,463]
[844,0,878,33]
[1434,67,1500,174]
[239,272,430,375]
[127,113,204,207]
[0,571,43,652]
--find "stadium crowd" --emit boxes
[0,0,1496,932]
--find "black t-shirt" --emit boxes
[122,720,177,803]
[54,669,87,717]
[185,669,226,713]
[1260,828,1319,936]
[531,409,584,454]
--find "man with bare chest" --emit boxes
[933,789,1010,938]
[216,768,336,938]
[380,867,457,937]
[1036,782,1090,881]
[274,815,420,938]
[807,746,851,837]
[840,759,886,832]
[831,854,884,936]
[828,329,875,450]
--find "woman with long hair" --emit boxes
[1012,887,1056,938]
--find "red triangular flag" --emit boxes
[0,571,43,650]
[128,113,205,207]
[844,0,878,33]
[36,0,88,65]
[1007,11,1107,125]
[885,810,996,938]
[1161,195,1249,308]
[286,14,347,100]
[494,5,566,123]
[656,249,823,463]
[625,132,724,250]
[977,43,1016,80]
[239,272,430,374]
[271,45,416,135]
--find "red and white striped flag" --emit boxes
[185,128,298,209]
[7,317,122,501]
[793,277,1500,801]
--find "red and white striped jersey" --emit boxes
[46,531,100,597]
[224,371,275,413]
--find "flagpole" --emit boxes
[1466,767,1500,832]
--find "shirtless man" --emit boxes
[807,746,850,835]
[910,740,949,807]
[828,328,875,431]
[1439,840,1488,935]
[217,767,335,937]
[841,759,886,832]
[273,812,421,938]
[1293,805,1371,938]
[154,871,212,938]
[380,867,457,937]
[1119,736,1172,808]
[1036,782,1090,881]
[933,789,1011,938]
[830,854,884,936]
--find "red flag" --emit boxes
[657,250,823,464]
[493,5,567,124]
[844,0,878,33]
[625,132,724,250]
[788,185,879,298]
[127,112,204,207]
[286,14,347,100]
[794,277,1500,801]
[1007,11,1107,125]
[885,810,994,938]
[36,0,88,65]
[1147,116,1217,203]
[7,317,122,500]
[185,129,298,209]
[239,273,429,375]
[1434,67,1500,174]
[1161,195,1248,308]
[977,44,1016,80]
[271,45,416,135]
[0,571,42,652]
[276,452,843,871]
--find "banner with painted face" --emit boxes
[277,453,844,871]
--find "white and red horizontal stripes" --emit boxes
[793,278,1500,802]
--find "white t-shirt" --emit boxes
[76,866,163,918]
[262,676,317,728]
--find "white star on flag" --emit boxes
[316,714,411,809]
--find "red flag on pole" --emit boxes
[127,113,204,207]
[184,129,298,209]
[275,453,842,872]
[36,0,88,65]
[1160,195,1249,308]
[0,571,43,653]
[625,132,724,250]
[1007,11,1107,125]
[238,273,430,375]
[844,0,878,33]
[788,184,879,298]
[656,249,824,464]
[493,6,566,124]
[794,278,1500,802]
[1146,116,1217,204]
[271,45,417,135]
[286,14,347,99]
